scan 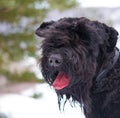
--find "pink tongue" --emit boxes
[52,72,70,90]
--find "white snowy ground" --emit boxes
[0,84,85,118]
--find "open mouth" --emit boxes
[52,72,70,90]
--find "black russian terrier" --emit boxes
[35,17,120,118]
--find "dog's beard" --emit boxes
[41,51,97,114]
[41,61,83,109]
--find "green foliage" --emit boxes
[48,0,77,10]
[31,92,42,99]
[0,33,36,61]
[0,0,78,23]
[1,69,44,83]
[0,0,77,83]
[0,0,47,23]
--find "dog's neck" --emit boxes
[95,47,119,82]
[94,48,119,81]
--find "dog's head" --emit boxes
[36,17,118,110]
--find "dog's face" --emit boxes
[36,17,118,108]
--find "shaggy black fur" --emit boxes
[35,17,120,118]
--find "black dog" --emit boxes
[36,17,120,118]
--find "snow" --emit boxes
[0,84,85,118]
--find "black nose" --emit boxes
[48,54,63,67]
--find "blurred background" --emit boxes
[0,0,120,118]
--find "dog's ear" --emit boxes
[103,24,119,52]
[35,21,55,37]
[71,18,104,47]
[73,18,119,53]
